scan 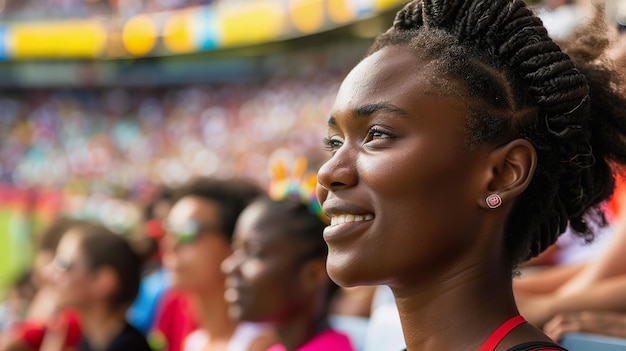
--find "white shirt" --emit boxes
[183,322,269,351]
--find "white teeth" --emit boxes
[330,214,374,226]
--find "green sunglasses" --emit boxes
[165,219,221,244]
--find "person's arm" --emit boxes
[39,327,71,351]
[544,311,626,342]
[513,263,586,295]
[520,243,561,267]
[26,288,60,322]
[518,275,626,327]
[555,214,626,297]
[0,332,32,351]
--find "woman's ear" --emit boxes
[90,267,119,302]
[480,138,537,208]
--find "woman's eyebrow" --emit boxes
[327,116,337,127]
[353,102,407,118]
[327,102,407,126]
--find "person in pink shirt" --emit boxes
[222,195,355,351]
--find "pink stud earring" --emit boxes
[486,194,502,209]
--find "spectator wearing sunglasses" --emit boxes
[150,177,274,351]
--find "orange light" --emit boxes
[327,0,356,24]
[122,14,158,57]
[289,0,324,33]
[163,10,196,54]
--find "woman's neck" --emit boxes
[272,304,324,351]
[79,304,127,351]
[191,288,237,342]
[392,265,518,351]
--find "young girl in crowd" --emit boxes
[315,0,626,350]
[221,195,355,351]
[48,220,151,351]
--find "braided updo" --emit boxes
[369,0,626,265]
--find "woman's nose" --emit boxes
[316,146,357,195]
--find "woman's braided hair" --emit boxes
[369,0,626,265]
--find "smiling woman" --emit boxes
[222,197,355,351]
[316,0,626,350]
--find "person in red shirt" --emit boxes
[0,309,82,351]
[149,177,272,351]
[149,290,197,351]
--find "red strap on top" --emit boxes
[479,315,527,351]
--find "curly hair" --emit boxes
[368,0,626,265]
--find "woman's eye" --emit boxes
[372,130,389,139]
[323,137,343,152]
[367,128,393,142]
[248,250,265,259]
[244,244,265,258]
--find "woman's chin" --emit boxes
[227,304,250,323]
[327,259,377,288]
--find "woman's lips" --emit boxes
[224,287,241,303]
[323,214,374,242]
[329,213,374,226]
[322,199,375,240]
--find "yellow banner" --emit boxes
[10,20,107,59]
[218,1,285,47]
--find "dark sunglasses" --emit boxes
[165,219,221,244]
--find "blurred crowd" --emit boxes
[3,1,626,351]
[0,75,339,225]
[0,0,217,19]
[0,172,374,351]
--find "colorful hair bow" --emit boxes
[267,156,327,223]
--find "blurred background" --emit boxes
[0,0,411,292]
[0,0,622,291]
